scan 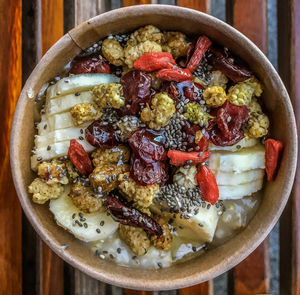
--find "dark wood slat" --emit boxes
[227,0,270,294]
[0,0,22,294]
[122,0,152,6]
[123,290,157,295]
[177,0,211,13]
[278,0,300,294]
[37,0,65,294]
[178,281,213,295]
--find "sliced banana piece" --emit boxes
[214,169,265,186]
[31,140,95,170]
[46,91,94,115]
[91,236,172,269]
[35,127,87,148]
[172,204,220,243]
[46,74,119,99]
[209,137,258,152]
[218,178,264,200]
[208,144,265,173]
[49,189,118,242]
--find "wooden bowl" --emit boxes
[10,5,297,291]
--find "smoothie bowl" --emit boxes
[10,5,297,290]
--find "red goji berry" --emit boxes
[186,36,212,73]
[156,67,193,82]
[67,139,93,176]
[265,139,283,181]
[197,130,210,151]
[197,165,219,205]
[167,150,210,166]
[134,52,175,72]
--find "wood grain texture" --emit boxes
[74,270,106,295]
[122,0,152,6]
[278,0,300,294]
[37,0,65,294]
[227,0,268,54]
[227,0,270,294]
[177,0,211,14]
[0,0,22,294]
[178,281,213,295]
[124,290,157,295]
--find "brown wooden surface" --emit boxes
[38,0,65,294]
[278,0,300,295]
[177,0,211,13]
[228,0,270,294]
[178,281,213,295]
[123,0,152,6]
[124,290,157,295]
[0,0,22,294]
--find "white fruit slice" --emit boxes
[209,137,258,152]
[218,178,264,200]
[31,140,95,170]
[47,112,75,130]
[173,204,220,243]
[91,236,172,268]
[46,74,119,99]
[46,91,94,115]
[214,169,265,186]
[35,127,87,148]
[49,189,118,242]
[208,144,265,173]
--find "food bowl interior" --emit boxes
[10,5,297,291]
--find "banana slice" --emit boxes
[214,169,265,186]
[209,137,258,152]
[91,236,172,269]
[218,178,264,200]
[35,127,87,148]
[46,74,119,99]
[31,140,95,170]
[208,144,265,173]
[49,188,118,242]
[46,91,94,115]
[172,204,220,243]
[47,112,76,131]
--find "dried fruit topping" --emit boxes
[208,46,252,83]
[134,52,175,72]
[120,70,152,114]
[209,101,250,146]
[85,121,119,149]
[186,36,212,73]
[196,165,219,205]
[167,150,210,166]
[130,153,168,186]
[106,196,163,236]
[128,129,167,164]
[156,67,193,82]
[67,139,93,176]
[182,122,201,149]
[265,139,283,181]
[196,129,210,151]
[176,81,204,102]
[160,82,180,100]
[69,54,110,74]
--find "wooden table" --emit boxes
[1,0,299,294]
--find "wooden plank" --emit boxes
[227,0,270,294]
[122,0,152,6]
[278,0,300,294]
[177,0,211,14]
[37,0,65,294]
[74,270,106,295]
[123,290,157,295]
[0,0,22,294]
[178,281,213,295]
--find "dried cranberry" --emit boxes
[130,154,168,186]
[209,101,250,146]
[120,70,152,115]
[128,129,167,164]
[106,196,163,236]
[69,54,110,74]
[207,46,252,83]
[176,81,203,102]
[85,121,119,149]
[182,122,201,150]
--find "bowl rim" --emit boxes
[10,4,298,290]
